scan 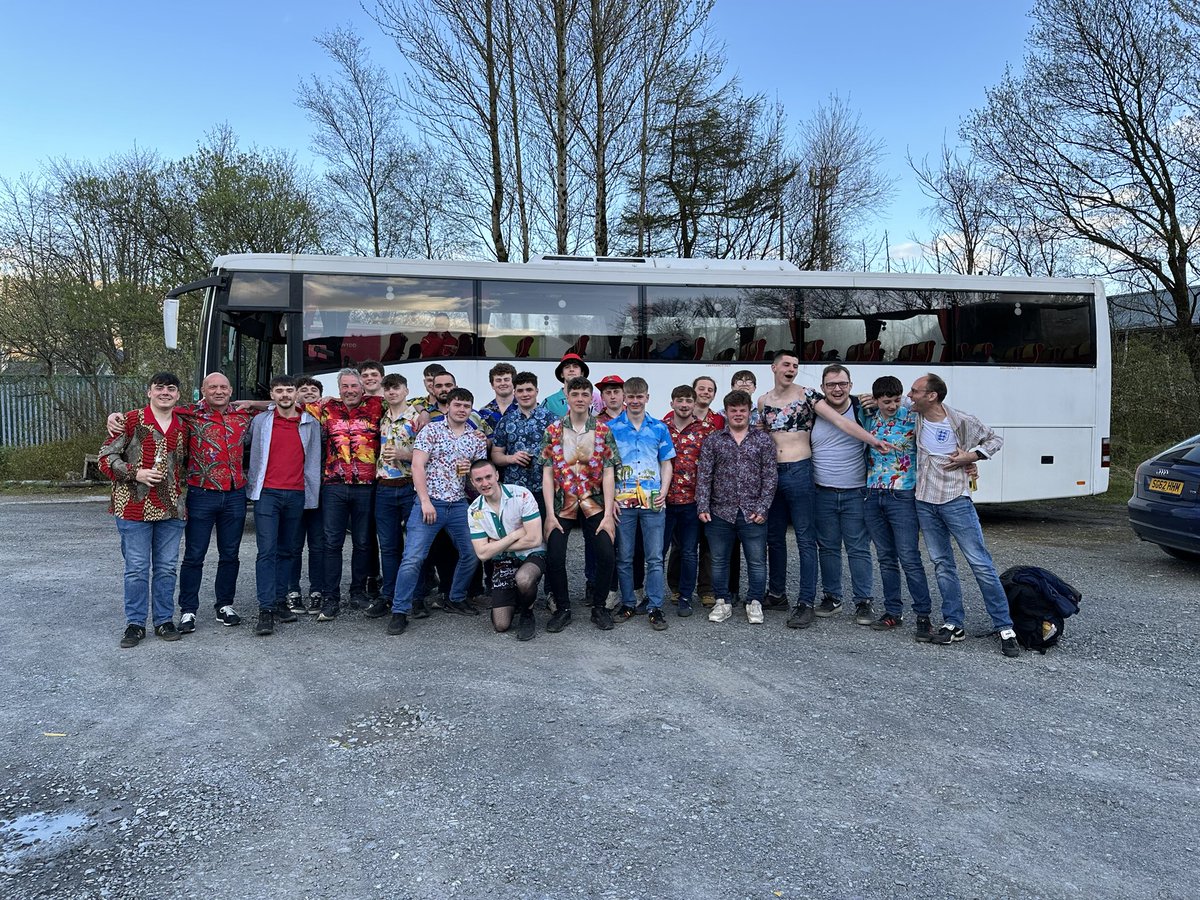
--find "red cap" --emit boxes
[596,374,624,388]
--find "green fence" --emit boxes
[0,375,144,448]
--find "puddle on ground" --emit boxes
[0,810,90,862]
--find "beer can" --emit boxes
[647,489,659,509]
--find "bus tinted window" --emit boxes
[644,286,798,362]
[225,272,291,308]
[953,292,1095,365]
[479,281,636,361]
[801,288,951,364]
[301,274,474,372]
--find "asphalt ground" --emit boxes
[0,493,1197,900]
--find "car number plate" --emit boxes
[1148,478,1184,495]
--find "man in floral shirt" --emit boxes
[697,390,778,625]
[386,387,490,635]
[491,371,556,515]
[308,368,385,621]
[539,377,620,632]
[662,384,718,617]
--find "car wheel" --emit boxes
[1161,545,1200,563]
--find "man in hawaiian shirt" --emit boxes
[386,387,490,635]
[539,377,620,632]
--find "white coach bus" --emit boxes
[163,254,1111,502]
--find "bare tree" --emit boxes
[909,142,999,275]
[963,0,1200,390]
[298,27,415,257]
[787,95,896,270]
[373,0,513,260]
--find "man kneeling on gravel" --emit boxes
[467,459,547,641]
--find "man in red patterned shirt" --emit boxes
[99,372,190,648]
[663,385,718,617]
[112,372,258,631]
[308,368,386,621]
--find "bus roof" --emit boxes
[209,253,1103,296]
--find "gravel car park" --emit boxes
[1,492,1197,900]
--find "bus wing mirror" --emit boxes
[163,296,179,350]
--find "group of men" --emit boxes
[100,346,1023,657]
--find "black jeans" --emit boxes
[546,513,614,608]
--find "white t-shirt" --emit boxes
[920,416,959,456]
[468,484,545,560]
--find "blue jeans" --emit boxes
[617,507,666,609]
[815,486,875,603]
[178,485,247,614]
[115,517,185,627]
[391,500,479,613]
[916,495,1012,630]
[376,483,416,601]
[288,506,326,594]
[863,489,933,617]
[767,459,817,607]
[253,488,304,610]
[322,483,373,602]
[664,502,700,601]
[706,512,766,603]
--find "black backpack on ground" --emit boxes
[999,566,1082,654]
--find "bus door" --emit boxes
[209,270,300,400]
[215,309,293,400]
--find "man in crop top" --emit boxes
[757,349,890,630]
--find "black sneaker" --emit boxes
[814,595,842,617]
[648,608,668,631]
[787,604,815,629]
[1000,628,1021,658]
[913,616,935,642]
[444,599,480,617]
[591,607,614,631]
[286,591,304,614]
[154,621,181,641]
[215,605,241,627]
[387,612,408,636]
[633,599,649,615]
[255,610,275,636]
[275,604,299,624]
[854,602,874,625]
[412,597,430,620]
[545,607,572,633]
[871,613,903,631]
[119,624,145,648]
[677,598,694,618]
[363,597,390,618]
[613,605,636,623]
[930,624,966,644]
[316,598,340,622]
[764,592,789,611]
[516,611,536,641]
[349,592,370,611]
[177,612,197,634]
[306,592,323,615]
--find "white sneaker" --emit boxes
[708,600,732,623]
[746,600,764,624]
[605,590,620,611]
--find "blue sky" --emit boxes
[0,1,1034,261]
